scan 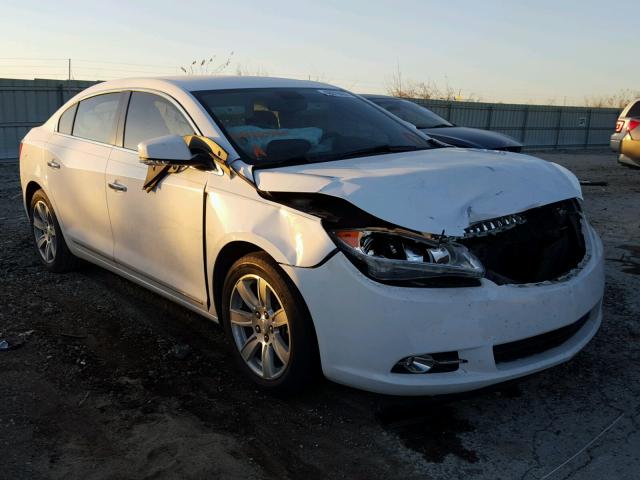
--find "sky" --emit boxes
[0,0,637,105]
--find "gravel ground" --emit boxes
[1,150,638,479]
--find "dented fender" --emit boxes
[204,177,336,276]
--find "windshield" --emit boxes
[194,88,433,167]
[370,98,453,129]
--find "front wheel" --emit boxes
[221,252,319,393]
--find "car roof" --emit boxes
[80,75,336,96]
[46,75,343,134]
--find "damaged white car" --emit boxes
[19,77,604,395]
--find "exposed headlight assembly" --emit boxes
[330,228,485,284]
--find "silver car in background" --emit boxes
[611,98,640,167]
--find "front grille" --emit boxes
[464,213,526,238]
[460,199,586,284]
[493,312,590,364]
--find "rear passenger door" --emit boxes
[106,91,210,304]
[46,92,125,258]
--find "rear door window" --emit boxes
[73,93,122,144]
[123,92,194,150]
[57,103,77,135]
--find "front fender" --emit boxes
[204,186,336,318]
[205,186,335,267]
[204,185,336,303]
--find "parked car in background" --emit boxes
[611,98,640,167]
[363,95,523,152]
[20,76,603,396]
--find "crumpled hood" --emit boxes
[253,148,582,236]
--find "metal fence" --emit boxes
[0,78,622,159]
[408,98,620,149]
[0,78,99,159]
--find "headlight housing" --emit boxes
[330,228,484,285]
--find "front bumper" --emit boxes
[282,223,604,395]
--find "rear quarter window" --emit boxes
[57,103,77,135]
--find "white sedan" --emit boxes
[19,76,604,395]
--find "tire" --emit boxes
[30,189,78,272]
[221,252,319,393]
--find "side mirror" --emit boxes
[138,134,230,173]
[138,134,198,166]
[183,135,232,176]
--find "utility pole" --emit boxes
[67,58,71,80]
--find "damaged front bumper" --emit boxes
[281,222,604,396]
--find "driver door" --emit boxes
[105,91,209,304]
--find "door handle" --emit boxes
[108,181,127,192]
[47,160,60,169]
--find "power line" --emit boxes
[0,57,611,105]
[0,57,69,61]
[0,57,176,67]
[73,59,182,68]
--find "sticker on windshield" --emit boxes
[317,89,354,98]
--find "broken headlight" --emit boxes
[330,228,485,283]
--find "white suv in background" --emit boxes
[19,77,604,395]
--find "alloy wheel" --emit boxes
[229,274,291,380]
[32,200,56,263]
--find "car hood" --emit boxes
[420,126,522,149]
[253,148,581,236]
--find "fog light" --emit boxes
[401,355,436,373]
[392,352,466,374]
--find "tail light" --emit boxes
[18,141,23,159]
[627,119,640,133]
[615,120,624,133]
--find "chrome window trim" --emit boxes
[55,87,201,137]
[52,87,223,176]
[120,88,201,146]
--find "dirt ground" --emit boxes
[1,150,639,480]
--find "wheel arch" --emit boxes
[212,241,264,321]
[24,181,71,248]
[24,180,44,216]
[211,241,319,352]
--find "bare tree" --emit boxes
[583,88,640,108]
[235,63,269,76]
[180,52,234,75]
[386,66,480,101]
[306,72,327,82]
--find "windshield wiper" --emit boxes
[338,144,425,160]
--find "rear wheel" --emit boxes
[221,252,319,393]
[30,190,77,272]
